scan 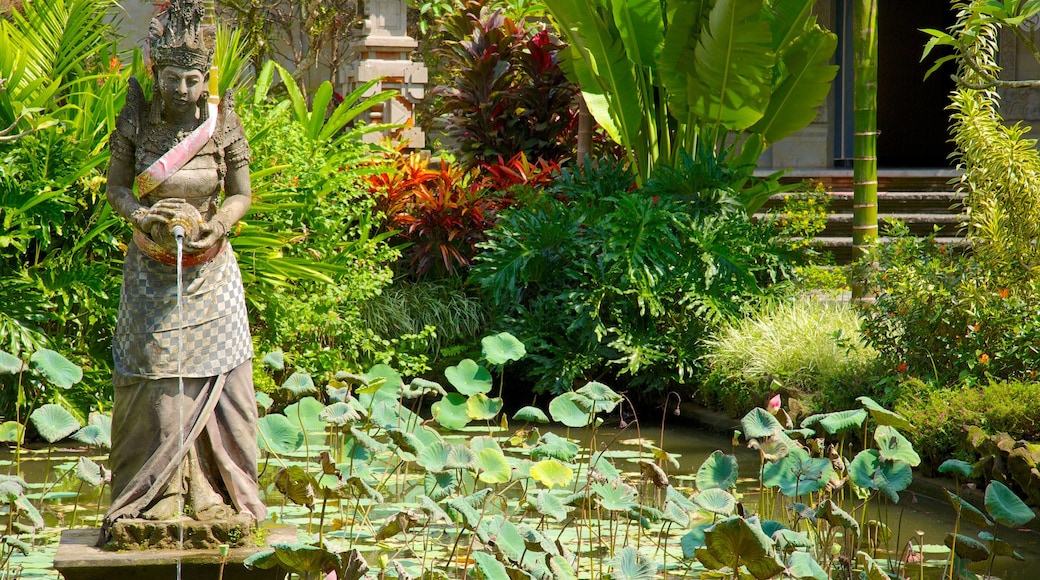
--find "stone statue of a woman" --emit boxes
[100,0,265,541]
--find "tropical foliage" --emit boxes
[545,0,838,191]
[471,152,804,394]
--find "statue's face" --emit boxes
[158,66,207,117]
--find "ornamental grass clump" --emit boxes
[701,296,877,416]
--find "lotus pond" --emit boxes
[3,341,1040,580]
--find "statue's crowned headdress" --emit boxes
[149,0,214,72]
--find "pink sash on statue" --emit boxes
[135,101,219,197]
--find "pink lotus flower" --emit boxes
[767,394,782,414]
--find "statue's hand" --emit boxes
[186,218,228,251]
[137,198,195,236]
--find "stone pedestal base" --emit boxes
[105,515,258,550]
[53,524,296,580]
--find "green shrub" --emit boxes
[857,221,1040,386]
[700,295,877,417]
[472,152,801,395]
[896,379,1040,471]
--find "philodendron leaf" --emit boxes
[261,350,284,370]
[29,403,80,443]
[985,480,1035,528]
[513,406,550,424]
[607,546,655,580]
[944,533,991,562]
[257,414,304,455]
[466,393,504,421]
[548,392,593,427]
[431,393,471,431]
[858,396,914,431]
[0,351,24,374]
[694,487,736,516]
[280,372,316,397]
[938,459,974,479]
[787,550,827,580]
[742,408,783,439]
[943,488,993,528]
[874,425,921,466]
[695,516,785,580]
[530,459,574,489]
[481,332,526,365]
[444,359,493,395]
[29,349,81,389]
[0,421,24,444]
[696,450,739,490]
[75,456,103,487]
[476,447,512,484]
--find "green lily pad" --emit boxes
[444,359,492,396]
[29,349,81,389]
[481,332,526,366]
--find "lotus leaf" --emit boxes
[30,348,81,388]
[374,509,421,541]
[873,425,920,466]
[359,363,401,403]
[741,407,783,439]
[75,456,103,487]
[855,551,890,580]
[548,392,593,427]
[481,332,526,365]
[944,533,991,562]
[787,550,826,580]
[694,487,736,516]
[762,446,834,497]
[513,406,550,424]
[280,372,316,397]
[815,499,859,535]
[801,409,867,435]
[320,402,362,426]
[607,546,655,580]
[431,393,471,431]
[476,447,512,483]
[534,489,571,522]
[0,421,23,444]
[0,350,24,374]
[978,531,1025,560]
[466,393,504,420]
[696,516,785,580]
[274,466,317,509]
[29,403,80,444]
[857,396,914,431]
[985,480,1035,528]
[938,458,974,479]
[444,358,493,395]
[773,529,813,552]
[592,481,639,512]
[283,396,326,445]
[696,450,739,490]
[680,523,711,559]
[257,414,304,455]
[261,349,284,370]
[401,377,446,399]
[574,381,622,413]
[530,459,574,489]
[423,470,459,502]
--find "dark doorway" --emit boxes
[877,0,957,167]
